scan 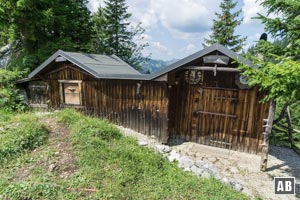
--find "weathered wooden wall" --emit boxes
[168,70,269,154]
[29,61,269,154]
[45,63,169,142]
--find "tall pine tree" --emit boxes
[0,0,92,70]
[203,0,246,52]
[91,0,148,69]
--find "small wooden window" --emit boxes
[59,80,82,106]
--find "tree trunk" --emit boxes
[273,102,289,124]
[285,107,300,155]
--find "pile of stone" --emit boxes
[119,126,244,192]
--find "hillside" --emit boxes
[141,58,179,74]
[0,109,248,200]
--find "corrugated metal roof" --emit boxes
[63,52,141,75]
[148,43,252,79]
[28,44,251,81]
[29,50,141,79]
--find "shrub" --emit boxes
[0,69,28,111]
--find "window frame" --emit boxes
[58,80,83,106]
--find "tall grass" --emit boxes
[0,112,48,162]
[0,109,249,199]
[55,109,249,200]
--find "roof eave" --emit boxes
[148,43,252,80]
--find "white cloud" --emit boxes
[242,0,267,24]
[88,0,222,35]
[142,41,174,59]
[128,0,222,34]
[87,0,103,13]
[181,43,197,52]
[154,0,210,33]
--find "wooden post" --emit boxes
[260,100,276,171]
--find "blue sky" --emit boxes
[88,0,269,61]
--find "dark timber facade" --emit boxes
[18,44,269,154]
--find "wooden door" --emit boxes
[169,81,239,149]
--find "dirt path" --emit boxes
[13,116,77,181]
[39,117,77,179]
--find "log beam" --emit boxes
[260,100,276,171]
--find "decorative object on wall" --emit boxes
[235,74,251,89]
[203,55,230,76]
[184,70,202,85]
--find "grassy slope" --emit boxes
[0,109,249,200]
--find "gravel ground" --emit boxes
[119,126,300,200]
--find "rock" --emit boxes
[221,177,230,185]
[163,146,172,153]
[184,168,191,172]
[207,157,217,163]
[230,181,244,192]
[48,163,58,172]
[190,165,204,176]
[230,167,239,174]
[155,145,172,153]
[203,161,214,170]
[150,135,156,139]
[168,150,181,162]
[201,171,211,178]
[186,151,195,156]
[195,160,205,168]
[209,167,222,180]
[155,145,165,153]
[168,155,176,162]
[138,141,148,146]
[178,156,195,169]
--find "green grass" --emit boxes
[0,109,249,199]
[0,112,48,163]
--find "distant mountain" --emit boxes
[141,58,179,74]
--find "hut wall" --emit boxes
[45,64,169,142]
[168,70,269,154]
[38,62,268,153]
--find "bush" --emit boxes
[0,69,28,111]
[0,113,48,162]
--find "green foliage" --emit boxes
[0,69,28,111]
[241,55,300,103]
[0,113,48,163]
[0,0,92,70]
[91,0,148,69]
[257,0,300,59]
[243,1,300,150]
[203,0,246,52]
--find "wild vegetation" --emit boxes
[0,112,47,163]
[0,109,249,199]
[242,0,300,153]
[0,69,28,111]
[0,0,147,71]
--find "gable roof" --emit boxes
[28,50,143,79]
[27,44,250,81]
[148,43,251,79]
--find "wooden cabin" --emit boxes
[18,44,269,154]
